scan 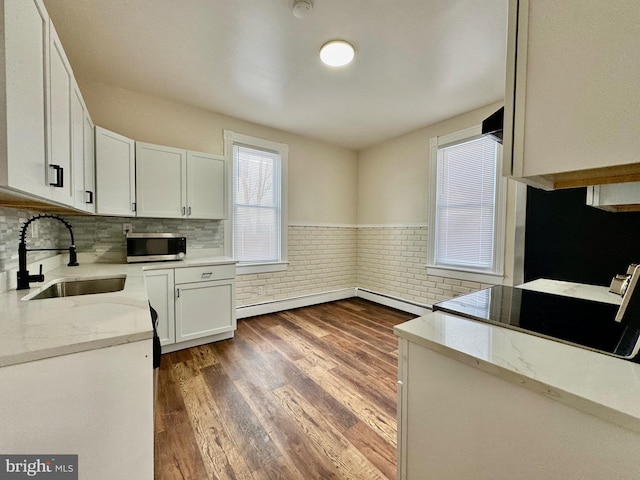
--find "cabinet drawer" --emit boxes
[174,264,235,284]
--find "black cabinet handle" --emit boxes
[49,164,63,187]
[85,190,94,204]
[132,202,136,212]
[188,206,192,216]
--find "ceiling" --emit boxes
[43,0,508,150]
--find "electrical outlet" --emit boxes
[122,223,132,234]
[257,286,265,295]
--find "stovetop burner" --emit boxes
[432,286,640,361]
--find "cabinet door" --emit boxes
[186,151,227,219]
[83,111,96,214]
[136,142,186,218]
[48,21,74,205]
[144,269,176,346]
[2,0,51,199]
[95,126,136,216]
[507,0,640,188]
[71,82,87,211]
[175,280,235,343]
[0,341,154,479]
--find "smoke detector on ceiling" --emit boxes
[292,0,313,19]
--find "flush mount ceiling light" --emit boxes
[292,0,313,19]
[319,40,355,67]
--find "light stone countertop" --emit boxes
[0,254,236,368]
[518,278,622,305]
[394,279,640,433]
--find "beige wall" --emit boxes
[356,100,524,293]
[79,80,358,225]
[78,78,520,308]
[357,101,504,225]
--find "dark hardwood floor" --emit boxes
[154,298,416,480]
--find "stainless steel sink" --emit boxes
[25,275,126,300]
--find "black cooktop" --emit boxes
[432,286,640,360]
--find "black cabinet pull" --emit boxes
[49,164,63,187]
[85,190,94,204]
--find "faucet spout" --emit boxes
[16,214,79,290]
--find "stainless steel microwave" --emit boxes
[126,233,186,263]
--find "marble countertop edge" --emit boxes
[0,331,153,369]
[0,254,239,369]
[395,313,640,434]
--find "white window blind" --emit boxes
[233,144,281,263]
[434,136,498,271]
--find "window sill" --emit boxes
[236,261,289,275]
[425,265,504,284]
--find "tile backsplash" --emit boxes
[0,207,70,272]
[0,206,224,277]
[70,215,224,261]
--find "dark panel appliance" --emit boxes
[433,278,640,361]
[126,233,186,263]
[481,106,504,144]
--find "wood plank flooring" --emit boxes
[154,298,416,480]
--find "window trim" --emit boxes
[223,130,288,275]
[426,125,507,283]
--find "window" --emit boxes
[224,131,288,274]
[427,126,506,282]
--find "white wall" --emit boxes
[79,80,358,226]
[357,101,524,305]
[77,80,359,308]
[358,102,504,225]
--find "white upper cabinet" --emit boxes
[1,0,94,209]
[136,142,227,219]
[187,150,226,219]
[48,21,74,205]
[135,142,186,218]
[71,81,95,213]
[504,0,640,189]
[95,126,136,216]
[0,0,51,199]
[83,109,96,214]
[71,82,87,211]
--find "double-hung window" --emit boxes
[427,126,506,283]
[224,131,288,274]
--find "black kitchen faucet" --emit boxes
[16,214,79,290]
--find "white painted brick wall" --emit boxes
[235,226,358,306]
[0,207,496,306]
[357,226,494,306]
[237,224,494,309]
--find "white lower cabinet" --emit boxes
[397,336,640,480]
[176,279,234,342]
[144,263,236,353]
[144,268,175,345]
[0,340,153,479]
